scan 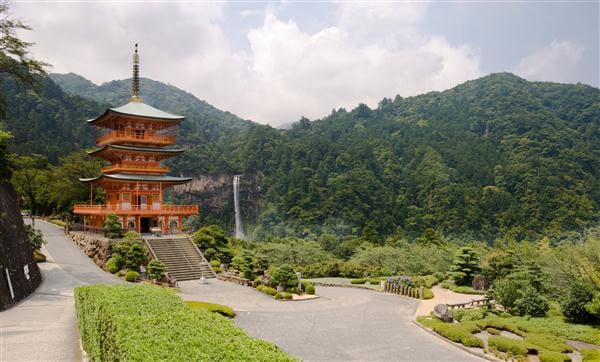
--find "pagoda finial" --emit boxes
[130,43,141,102]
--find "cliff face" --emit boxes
[173,173,263,235]
[0,181,42,310]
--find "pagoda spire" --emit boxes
[130,43,141,102]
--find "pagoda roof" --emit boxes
[87,144,186,156]
[79,173,192,184]
[87,101,184,125]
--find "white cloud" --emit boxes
[514,40,584,83]
[14,2,481,125]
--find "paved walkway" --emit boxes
[417,285,483,316]
[181,280,483,361]
[0,220,120,362]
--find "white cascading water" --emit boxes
[233,175,246,240]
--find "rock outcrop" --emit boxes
[0,181,42,310]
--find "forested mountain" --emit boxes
[3,72,599,242]
[231,73,599,242]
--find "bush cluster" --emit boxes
[417,317,483,348]
[487,335,529,356]
[106,232,149,278]
[125,270,139,282]
[185,301,236,318]
[74,285,293,361]
[147,260,166,281]
[350,278,381,285]
[297,261,383,278]
[422,288,434,300]
[440,282,485,295]
[270,264,297,288]
[524,333,572,353]
[275,292,293,300]
[538,351,571,362]
[302,281,315,295]
[452,308,486,322]
[256,285,277,296]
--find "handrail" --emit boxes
[97,130,175,145]
[101,162,170,173]
[74,204,198,213]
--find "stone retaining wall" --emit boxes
[69,232,112,268]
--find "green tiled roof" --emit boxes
[79,173,192,184]
[87,101,184,124]
[87,144,186,155]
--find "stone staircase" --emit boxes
[144,236,216,281]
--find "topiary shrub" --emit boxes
[125,270,140,282]
[452,308,486,322]
[423,288,434,300]
[488,336,529,356]
[351,278,367,284]
[258,286,277,296]
[433,271,445,283]
[271,264,297,289]
[419,318,483,348]
[486,327,500,335]
[105,257,122,274]
[104,213,123,239]
[304,283,315,295]
[561,283,599,324]
[275,292,292,300]
[116,270,126,277]
[125,243,148,272]
[185,301,236,318]
[147,260,166,281]
[449,246,480,286]
[538,350,571,362]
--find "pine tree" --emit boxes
[449,246,480,286]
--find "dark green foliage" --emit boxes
[301,281,316,295]
[561,283,599,324]
[256,285,278,296]
[271,264,298,288]
[449,246,480,286]
[585,293,600,318]
[147,260,166,281]
[105,256,123,274]
[124,270,139,282]
[126,243,148,272]
[74,285,292,361]
[103,213,123,239]
[24,224,44,250]
[488,335,529,356]
[513,288,550,317]
[582,349,600,361]
[185,300,236,318]
[452,308,486,322]
[0,130,13,180]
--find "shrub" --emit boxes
[451,285,485,295]
[449,246,480,286]
[488,335,529,356]
[417,317,483,348]
[105,257,122,274]
[74,285,292,361]
[368,278,381,285]
[582,349,600,362]
[185,301,236,318]
[561,283,598,324]
[125,270,140,282]
[423,288,434,300]
[33,250,46,263]
[275,292,293,300]
[304,283,315,295]
[126,243,148,272]
[271,264,297,289]
[351,278,367,284]
[147,260,166,281]
[339,261,368,278]
[25,224,45,250]
[433,271,444,282]
[452,308,486,322]
[585,293,600,318]
[103,213,123,239]
[486,327,500,335]
[514,287,549,317]
[538,351,571,362]
[116,270,126,277]
[524,333,572,353]
[50,219,66,228]
[257,286,277,296]
[288,287,301,294]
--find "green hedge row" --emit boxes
[185,301,236,318]
[75,284,294,361]
[417,317,483,348]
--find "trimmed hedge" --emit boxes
[452,308,486,322]
[525,333,573,353]
[301,281,316,295]
[417,317,483,348]
[49,219,66,228]
[486,327,500,335]
[275,292,293,300]
[582,349,600,362]
[488,335,529,356]
[256,285,278,296]
[75,284,294,361]
[185,301,236,318]
[538,350,572,362]
[124,270,139,282]
[423,288,434,300]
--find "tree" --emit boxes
[271,264,297,289]
[11,155,51,223]
[513,287,549,317]
[449,246,480,286]
[24,224,45,251]
[147,259,166,281]
[104,213,123,239]
[0,2,48,117]
[561,283,599,324]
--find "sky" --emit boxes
[11,1,600,126]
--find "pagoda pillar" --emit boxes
[136,215,141,233]
[178,215,183,233]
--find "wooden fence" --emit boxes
[384,282,423,299]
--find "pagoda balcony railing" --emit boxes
[73,204,198,215]
[97,130,175,146]
[101,162,170,174]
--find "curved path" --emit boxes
[181,280,483,361]
[0,220,120,362]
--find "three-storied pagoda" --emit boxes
[74,45,198,234]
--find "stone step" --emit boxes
[143,236,215,282]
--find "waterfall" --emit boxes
[233,175,246,240]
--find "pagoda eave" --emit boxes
[79,173,192,185]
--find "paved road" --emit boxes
[181,280,482,361]
[0,220,120,362]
